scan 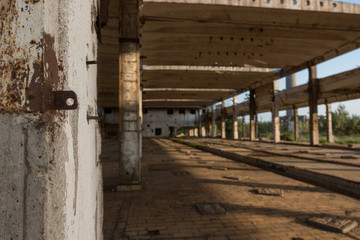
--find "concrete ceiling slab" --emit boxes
[97,0,360,108]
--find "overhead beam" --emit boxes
[142,99,217,102]
[142,0,360,16]
[143,88,238,92]
[142,65,278,72]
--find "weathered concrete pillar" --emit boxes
[197,109,202,137]
[195,128,199,137]
[255,114,259,139]
[139,88,143,158]
[189,128,194,137]
[221,101,226,139]
[201,113,206,137]
[0,1,102,239]
[242,116,246,138]
[233,97,239,140]
[174,127,178,137]
[326,102,335,144]
[212,105,216,137]
[249,90,256,141]
[308,65,319,145]
[119,0,141,184]
[205,109,210,137]
[272,80,280,143]
[294,106,299,141]
[286,74,297,117]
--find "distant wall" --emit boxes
[143,109,198,137]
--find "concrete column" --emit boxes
[286,74,297,117]
[174,127,178,137]
[233,97,239,140]
[221,101,226,139]
[294,106,299,141]
[255,114,259,139]
[119,0,141,184]
[326,102,335,144]
[212,105,216,137]
[249,90,256,141]
[189,128,194,137]
[139,88,143,158]
[308,65,319,145]
[242,116,246,138]
[205,109,210,137]
[286,74,297,132]
[201,126,206,137]
[197,109,202,137]
[1,1,102,239]
[272,80,280,143]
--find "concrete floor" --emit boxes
[103,138,360,240]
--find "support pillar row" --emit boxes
[326,102,335,144]
[308,66,319,145]
[212,105,217,137]
[233,97,239,140]
[119,0,141,184]
[272,80,280,143]
[249,90,256,141]
[221,101,226,139]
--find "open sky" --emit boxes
[231,0,360,121]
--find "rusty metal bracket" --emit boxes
[53,91,78,110]
[26,90,78,112]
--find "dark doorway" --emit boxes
[155,128,162,136]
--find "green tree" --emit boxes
[332,104,351,135]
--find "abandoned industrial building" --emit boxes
[2,0,360,239]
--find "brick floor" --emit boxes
[103,138,360,240]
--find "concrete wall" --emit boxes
[143,109,198,137]
[0,1,102,239]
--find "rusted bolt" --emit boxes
[86,60,98,65]
[87,115,100,121]
[87,112,102,123]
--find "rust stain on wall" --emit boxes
[26,33,63,112]
[0,0,65,113]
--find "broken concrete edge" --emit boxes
[236,138,360,152]
[307,218,358,234]
[171,138,199,148]
[201,139,360,168]
[171,138,360,200]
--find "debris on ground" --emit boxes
[222,176,239,181]
[298,150,309,153]
[195,203,227,215]
[253,188,284,197]
[210,166,228,171]
[307,215,358,234]
[345,209,358,216]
